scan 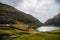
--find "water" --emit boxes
[0,34,20,39]
[0,34,10,39]
[37,26,60,32]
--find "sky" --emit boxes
[0,0,60,23]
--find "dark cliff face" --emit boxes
[0,3,43,28]
[45,13,60,27]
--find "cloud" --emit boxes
[0,0,22,6]
[16,0,60,23]
[0,0,60,23]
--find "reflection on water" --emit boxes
[0,34,10,39]
[37,26,60,32]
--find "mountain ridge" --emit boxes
[0,3,43,32]
[45,13,60,27]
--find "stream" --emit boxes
[0,34,20,39]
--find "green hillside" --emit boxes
[0,3,60,40]
[14,31,60,40]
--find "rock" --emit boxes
[45,13,60,27]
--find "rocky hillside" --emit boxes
[0,3,43,32]
[45,13,60,27]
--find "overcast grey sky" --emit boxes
[0,0,60,23]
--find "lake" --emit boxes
[37,26,60,32]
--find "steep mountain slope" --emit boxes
[45,13,60,27]
[0,3,43,31]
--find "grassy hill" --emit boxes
[0,3,43,40]
[0,28,60,40]
[0,3,43,31]
[0,3,60,40]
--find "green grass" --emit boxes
[0,29,59,40]
[8,30,60,40]
[0,29,60,40]
[0,29,23,35]
[14,32,60,40]
[0,22,60,40]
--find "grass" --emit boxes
[14,31,60,40]
[0,21,60,40]
[0,27,26,35]
[0,28,60,40]
[0,29,59,40]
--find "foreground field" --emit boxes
[14,32,60,40]
[0,30,60,40]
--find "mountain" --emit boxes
[0,3,43,32]
[45,13,60,27]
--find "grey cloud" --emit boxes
[0,0,23,7]
[0,0,60,23]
